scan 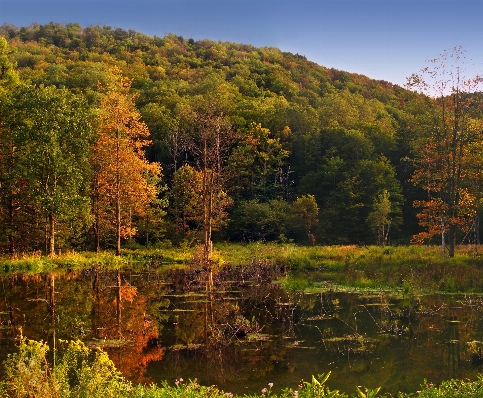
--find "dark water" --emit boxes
[1,266,483,395]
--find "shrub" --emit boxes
[1,337,131,397]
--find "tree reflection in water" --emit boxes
[3,266,483,395]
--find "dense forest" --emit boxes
[0,23,482,256]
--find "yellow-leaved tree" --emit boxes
[92,69,162,255]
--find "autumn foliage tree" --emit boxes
[407,46,483,257]
[92,69,162,255]
[9,25,483,248]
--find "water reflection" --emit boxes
[1,267,483,395]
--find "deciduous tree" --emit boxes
[227,122,288,201]
[181,102,237,262]
[1,85,93,255]
[407,46,483,257]
[92,69,162,255]
[367,190,392,247]
[0,37,22,255]
[291,194,319,244]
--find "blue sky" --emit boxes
[1,0,482,87]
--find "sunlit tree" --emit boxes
[0,36,22,255]
[407,46,483,257]
[92,68,162,255]
[367,190,392,247]
[1,85,93,255]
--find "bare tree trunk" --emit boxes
[203,139,212,262]
[116,195,121,256]
[8,196,15,257]
[94,219,101,253]
[45,215,48,255]
[117,269,122,328]
[145,212,149,247]
[477,215,481,246]
[48,211,55,256]
[93,173,101,253]
[383,221,391,248]
[441,217,446,260]
[116,128,121,256]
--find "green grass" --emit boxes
[3,243,483,293]
[216,243,483,293]
[0,247,194,274]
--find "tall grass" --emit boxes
[217,243,483,293]
[3,243,483,292]
[0,247,193,274]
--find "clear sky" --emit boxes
[1,0,482,87]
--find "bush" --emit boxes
[1,337,130,397]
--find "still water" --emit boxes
[1,265,483,395]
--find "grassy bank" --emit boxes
[2,243,483,292]
[219,243,483,293]
[0,246,193,274]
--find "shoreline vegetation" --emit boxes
[3,243,483,397]
[2,25,483,262]
[2,243,483,293]
[2,336,483,397]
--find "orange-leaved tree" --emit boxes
[92,69,162,255]
[407,46,483,258]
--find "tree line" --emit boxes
[0,24,482,257]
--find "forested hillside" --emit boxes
[0,23,481,254]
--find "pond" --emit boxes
[1,264,483,396]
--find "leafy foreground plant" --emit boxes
[1,337,483,398]
[0,338,129,397]
[0,338,364,397]
[397,377,483,398]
